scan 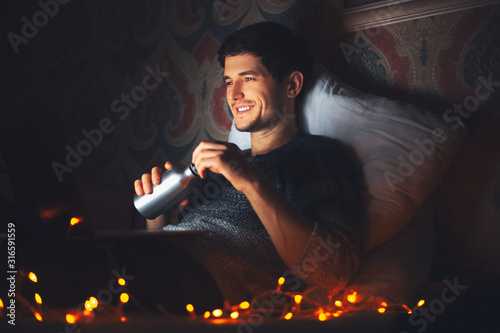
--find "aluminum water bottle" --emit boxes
[134,163,199,219]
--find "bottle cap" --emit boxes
[188,163,199,177]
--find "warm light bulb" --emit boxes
[294,295,303,304]
[378,308,386,314]
[29,272,38,283]
[347,291,357,303]
[334,300,342,307]
[120,293,129,303]
[278,277,285,285]
[417,300,425,307]
[66,314,77,324]
[239,301,250,310]
[203,311,210,319]
[381,301,387,307]
[85,300,93,311]
[284,312,293,320]
[186,304,194,312]
[0,298,4,308]
[35,293,42,304]
[89,297,98,308]
[118,278,126,286]
[230,311,239,319]
[333,312,340,318]
[212,309,223,317]
[120,316,127,322]
[70,217,82,226]
[34,312,43,322]
[318,312,327,321]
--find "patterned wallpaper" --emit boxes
[326,4,500,108]
[1,1,499,272]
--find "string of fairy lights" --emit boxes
[0,216,427,324]
[1,268,426,324]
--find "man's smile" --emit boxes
[235,105,254,112]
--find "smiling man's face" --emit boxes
[223,53,288,133]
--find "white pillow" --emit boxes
[228,64,464,251]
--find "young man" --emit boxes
[135,22,367,305]
[5,22,365,317]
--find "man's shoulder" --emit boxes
[277,131,363,188]
[291,131,354,158]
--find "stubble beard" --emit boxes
[236,118,263,132]
[235,105,287,133]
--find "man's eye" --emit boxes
[225,81,233,86]
[244,77,255,82]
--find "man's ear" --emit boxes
[286,71,304,99]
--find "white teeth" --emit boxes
[237,106,252,112]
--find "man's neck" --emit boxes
[250,121,298,156]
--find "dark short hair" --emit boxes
[217,21,314,90]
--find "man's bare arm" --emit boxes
[145,214,168,231]
[192,141,314,267]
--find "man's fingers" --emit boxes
[191,141,245,180]
[141,173,153,194]
[134,179,144,196]
[193,147,230,174]
[135,161,172,196]
[151,166,163,185]
[193,154,215,178]
[192,141,229,161]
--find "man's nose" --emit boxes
[228,81,244,101]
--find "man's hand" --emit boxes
[192,141,261,194]
[134,161,173,196]
[133,161,187,230]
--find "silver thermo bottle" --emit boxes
[133,163,199,220]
